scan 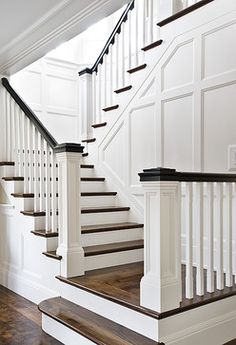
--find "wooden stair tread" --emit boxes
[127,64,147,74]
[42,251,62,260]
[81,206,130,214]
[80,164,94,169]
[31,230,58,238]
[81,192,117,197]
[81,222,143,234]
[114,85,132,94]
[157,0,214,27]
[21,210,46,217]
[103,104,119,112]
[81,138,96,143]
[92,122,107,128]
[11,193,34,198]
[0,161,15,166]
[142,40,163,52]
[57,263,236,320]
[2,176,24,181]
[82,153,89,157]
[81,177,105,182]
[38,297,159,345]
[84,240,144,257]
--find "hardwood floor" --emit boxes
[0,285,62,345]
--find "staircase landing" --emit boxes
[57,262,236,319]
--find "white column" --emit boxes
[55,143,85,278]
[78,70,93,141]
[139,168,182,313]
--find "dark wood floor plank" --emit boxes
[0,285,62,344]
[39,297,159,345]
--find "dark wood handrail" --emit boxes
[2,78,84,153]
[139,168,236,183]
[79,0,135,76]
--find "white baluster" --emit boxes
[92,72,96,125]
[135,3,139,66]
[185,182,193,299]
[148,0,154,45]
[98,64,102,122]
[215,182,224,290]
[10,99,15,163]
[128,11,132,70]
[45,143,51,232]
[195,182,204,296]
[23,115,29,193]
[6,93,11,161]
[27,119,34,193]
[14,102,19,177]
[142,0,147,50]
[121,23,125,87]
[206,182,214,293]
[33,128,40,211]
[115,33,120,89]
[17,108,24,177]
[109,44,114,105]
[104,54,108,107]
[225,183,233,287]
[39,135,45,212]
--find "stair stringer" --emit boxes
[0,168,61,304]
[84,0,236,224]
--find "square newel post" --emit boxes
[78,68,93,141]
[138,168,182,313]
[55,143,84,278]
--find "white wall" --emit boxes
[91,1,236,217]
[11,57,81,143]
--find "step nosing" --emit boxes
[81,207,130,214]
[102,104,119,112]
[92,122,107,128]
[127,64,147,74]
[142,39,163,52]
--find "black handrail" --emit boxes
[2,78,84,153]
[79,0,135,76]
[139,168,236,183]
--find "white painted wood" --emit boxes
[33,128,40,211]
[185,182,193,299]
[42,315,96,345]
[215,182,224,290]
[81,209,130,226]
[85,248,143,271]
[79,71,93,140]
[81,227,143,246]
[81,195,116,208]
[56,151,84,278]
[140,181,182,313]
[206,182,214,293]
[225,183,233,287]
[195,182,204,296]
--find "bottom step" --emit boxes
[39,297,160,345]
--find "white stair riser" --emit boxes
[13,198,34,211]
[85,248,143,271]
[81,181,106,192]
[0,166,15,177]
[81,211,129,225]
[58,279,158,340]
[21,214,46,230]
[1,180,24,195]
[81,168,95,178]
[82,227,143,246]
[81,195,116,207]
[42,315,96,345]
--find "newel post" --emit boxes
[55,143,84,278]
[139,168,182,313]
[78,69,93,141]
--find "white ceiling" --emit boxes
[0,0,129,75]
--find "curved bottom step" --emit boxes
[39,297,160,345]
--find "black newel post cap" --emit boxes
[54,143,84,154]
[139,167,179,182]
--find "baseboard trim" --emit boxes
[0,267,59,304]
